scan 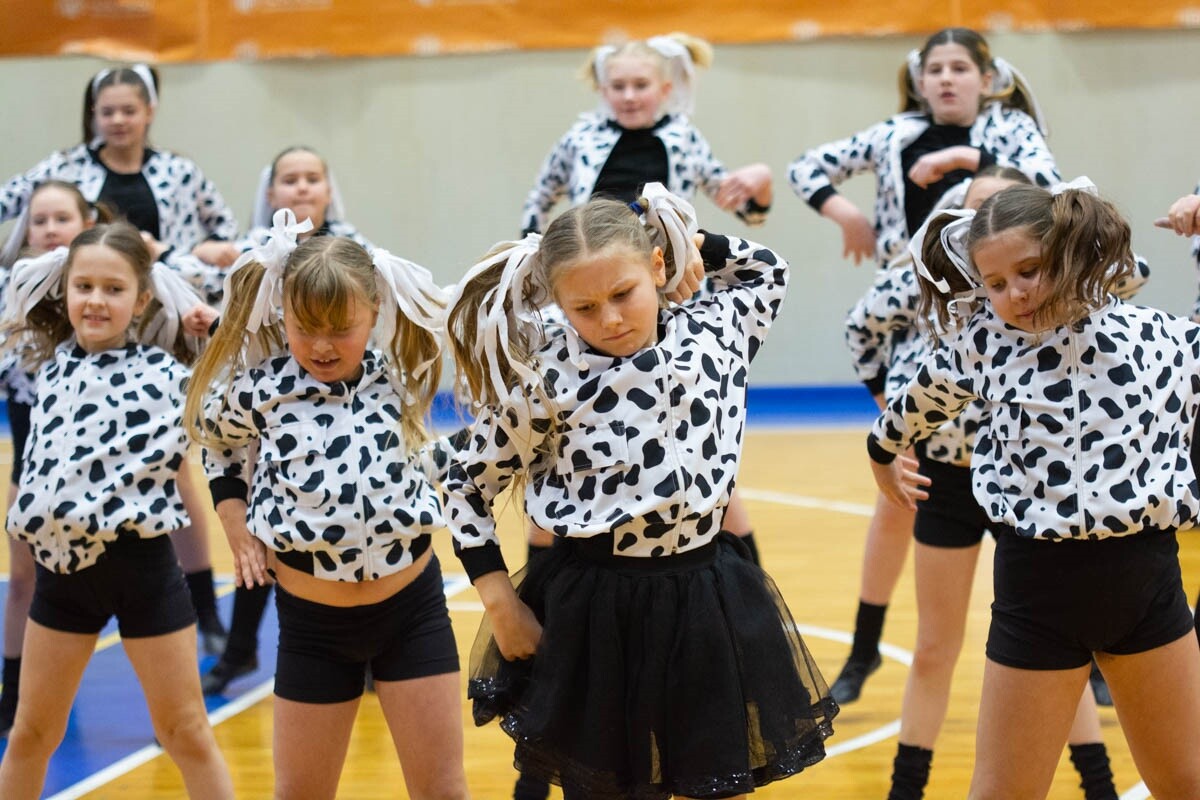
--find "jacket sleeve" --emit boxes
[867,340,978,463]
[695,234,788,364]
[199,370,259,505]
[187,160,239,242]
[0,152,63,223]
[845,264,920,395]
[519,127,575,235]
[787,120,887,213]
[442,401,549,581]
[688,126,769,227]
[982,107,1060,188]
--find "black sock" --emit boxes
[1194,593,1199,647]
[887,743,933,800]
[850,600,888,662]
[0,657,20,711]
[185,568,219,623]
[224,584,272,664]
[1069,742,1116,800]
[527,543,552,563]
[738,531,761,566]
[513,771,550,800]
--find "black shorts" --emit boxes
[987,527,1195,670]
[7,399,31,484]
[29,535,197,638]
[274,553,459,704]
[914,458,991,548]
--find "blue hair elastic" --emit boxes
[629,200,646,215]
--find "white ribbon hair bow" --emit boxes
[1050,175,1098,197]
[222,208,313,336]
[445,234,560,406]
[908,208,985,317]
[142,262,203,352]
[645,36,697,116]
[371,248,449,389]
[992,57,1048,135]
[1,247,69,327]
[634,182,699,294]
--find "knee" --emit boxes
[408,773,469,800]
[154,710,216,762]
[910,638,963,675]
[5,716,66,761]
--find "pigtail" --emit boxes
[184,261,276,447]
[660,32,713,69]
[579,45,615,91]
[914,211,983,346]
[632,182,699,294]
[897,49,923,113]
[138,262,205,366]
[989,58,1048,135]
[0,247,72,370]
[1039,189,1135,327]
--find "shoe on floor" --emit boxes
[201,655,258,696]
[198,615,229,657]
[829,653,883,705]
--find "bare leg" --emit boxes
[860,492,916,606]
[3,485,34,658]
[1098,634,1200,799]
[273,695,360,800]
[375,672,469,799]
[124,627,233,799]
[0,621,95,800]
[968,659,1089,799]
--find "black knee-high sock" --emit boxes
[513,771,550,800]
[849,600,888,662]
[224,584,272,664]
[1069,742,1116,800]
[185,568,219,624]
[0,656,20,716]
[887,743,933,800]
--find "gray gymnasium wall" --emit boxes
[1,28,1198,387]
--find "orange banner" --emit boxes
[2,1,1198,62]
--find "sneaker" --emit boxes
[200,655,258,695]
[829,653,883,705]
[198,615,229,657]
[1089,661,1113,707]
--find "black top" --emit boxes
[901,120,994,235]
[94,148,160,239]
[592,117,671,204]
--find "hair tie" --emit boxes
[990,56,1048,135]
[908,209,985,317]
[1,247,69,327]
[645,36,697,116]
[635,182,699,294]
[90,63,158,108]
[222,208,312,339]
[142,262,203,353]
[628,200,646,216]
[370,248,448,399]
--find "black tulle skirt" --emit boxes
[468,532,838,799]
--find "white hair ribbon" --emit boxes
[445,235,558,407]
[1050,175,1098,197]
[91,64,158,108]
[908,208,984,313]
[645,36,697,116]
[142,261,203,352]
[0,207,30,269]
[370,248,448,393]
[250,157,347,231]
[592,44,618,88]
[991,57,1047,135]
[905,49,923,102]
[221,208,312,336]
[634,182,699,294]
[1,247,68,328]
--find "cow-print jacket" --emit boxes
[7,342,190,573]
[0,144,238,255]
[444,234,786,580]
[201,350,445,582]
[519,111,768,235]
[788,104,1060,266]
[868,299,1200,540]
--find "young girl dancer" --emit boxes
[871,183,1200,800]
[789,27,1060,704]
[0,64,240,652]
[187,211,468,799]
[0,222,232,799]
[198,145,377,696]
[849,171,1135,799]
[443,188,836,799]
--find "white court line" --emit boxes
[1119,784,1150,800]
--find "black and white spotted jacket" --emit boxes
[201,350,445,582]
[445,234,786,580]
[788,104,1060,266]
[520,112,767,234]
[868,299,1200,540]
[170,219,374,307]
[0,144,238,256]
[847,256,1150,466]
[8,342,190,573]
